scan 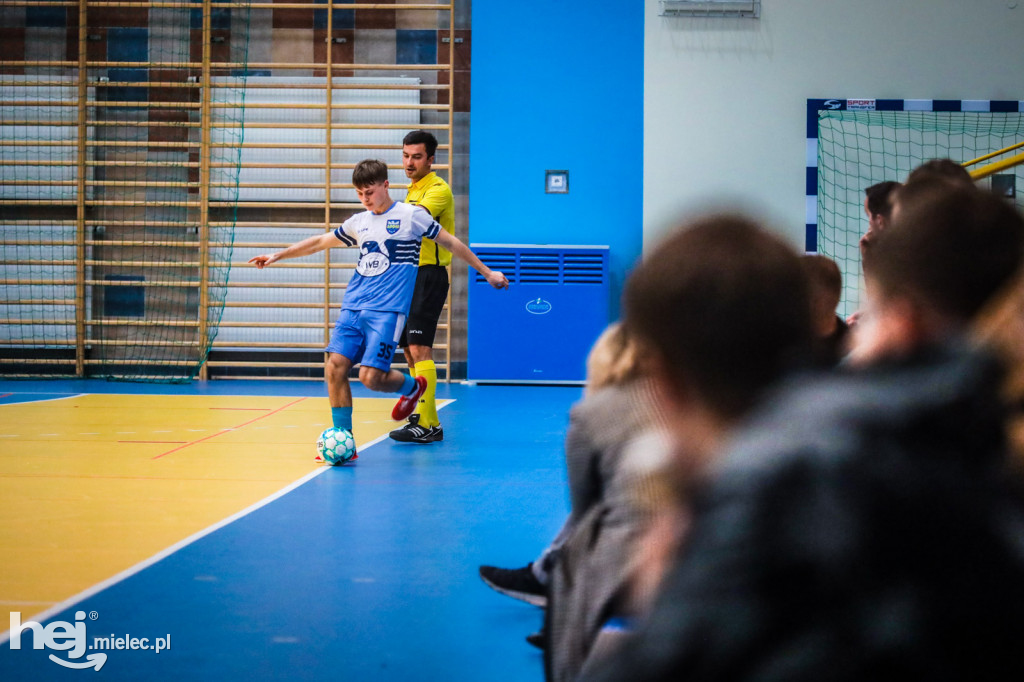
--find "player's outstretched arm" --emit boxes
[249,231,342,269]
[433,230,509,290]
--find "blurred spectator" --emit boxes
[905,156,974,186]
[584,186,1024,682]
[800,254,849,366]
[887,158,976,224]
[574,213,813,676]
[479,323,672,664]
[974,266,1024,465]
[859,180,901,271]
[544,323,675,681]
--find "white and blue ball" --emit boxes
[317,427,357,465]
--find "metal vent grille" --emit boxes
[475,249,608,285]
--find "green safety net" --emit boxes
[0,1,249,381]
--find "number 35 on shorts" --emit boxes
[377,342,395,362]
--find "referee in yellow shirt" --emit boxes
[390,131,454,443]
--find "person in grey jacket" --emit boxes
[480,323,675,662]
[543,348,673,682]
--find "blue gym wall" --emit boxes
[470,2,644,319]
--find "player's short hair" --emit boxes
[624,215,813,421]
[905,157,974,187]
[352,159,389,188]
[872,181,1024,323]
[403,130,438,158]
[864,181,901,219]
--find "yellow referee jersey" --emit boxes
[405,171,454,267]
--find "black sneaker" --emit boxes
[478,563,547,607]
[389,415,443,443]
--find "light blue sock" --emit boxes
[399,374,416,396]
[331,407,352,431]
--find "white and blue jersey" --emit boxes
[333,201,441,313]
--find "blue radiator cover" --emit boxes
[468,244,610,383]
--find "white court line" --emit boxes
[0,393,86,406]
[0,398,456,643]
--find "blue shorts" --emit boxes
[326,309,406,372]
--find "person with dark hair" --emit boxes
[551,217,814,681]
[389,130,455,444]
[859,180,901,270]
[481,218,814,669]
[864,180,900,218]
[904,156,975,186]
[249,159,508,462]
[402,129,438,158]
[861,181,1021,330]
[884,158,977,225]
[584,186,1024,681]
[800,254,849,366]
[625,215,813,422]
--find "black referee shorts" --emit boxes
[399,264,449,348]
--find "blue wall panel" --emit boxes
[470,1,643,319]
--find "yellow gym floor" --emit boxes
[0,393,398,621]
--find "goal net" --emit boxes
[816,109,1024,319]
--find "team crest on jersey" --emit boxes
[357,241,391,277]
[385,219,401,235]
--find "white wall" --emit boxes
[644,0,1024,248]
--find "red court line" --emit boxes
[152,397,308,460]
[0,393,12,399]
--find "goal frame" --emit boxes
[804,97,1024,253]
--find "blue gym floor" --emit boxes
[0,379,580,681]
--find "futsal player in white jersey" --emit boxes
[249,159,508,461]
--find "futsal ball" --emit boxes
[317,427,357,465]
